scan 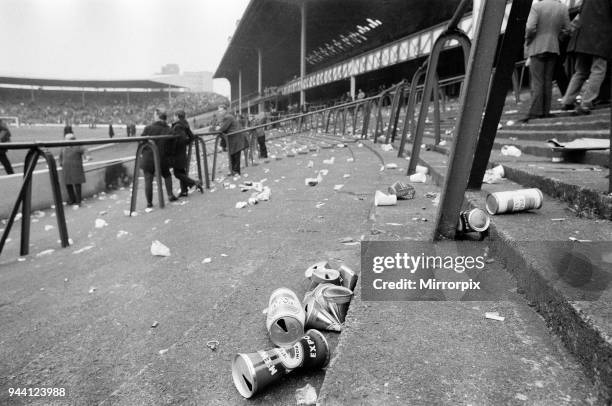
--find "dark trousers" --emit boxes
[66,184,82,204]
[257,136,268,158]
[144,171,174,205]
[528,53,557,118]
[173,166,197,194]
[230,151,241,175]
[0,151,14,174]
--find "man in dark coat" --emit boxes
[140,109,177,208]
[171,110,203,197]
[0,119,14,175]
[59,133,86,205]
[108,124,115,138]
[217,105,249,176]
[522,0,570,122]
[561,0,612,114]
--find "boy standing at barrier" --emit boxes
[140,108,177,208]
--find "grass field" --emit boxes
[2,126,135,173]
[1,125,217,175]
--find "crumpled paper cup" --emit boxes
[374,191,397,206]
[151,240,171,257]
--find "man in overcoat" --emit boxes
[59,133,86,205]
[217,105,249,176]
[561,0,612,114]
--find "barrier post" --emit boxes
[433,0,507,240]
[198,138,210,189]
[19,149,37,255]
[0,148,40,256]
[43,149,69,248]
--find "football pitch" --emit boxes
[3,126,135,173]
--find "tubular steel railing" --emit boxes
[406,0,472,176]
[0,135,209,256]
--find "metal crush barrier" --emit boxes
[0,134,209,256]
[406,0,472,176]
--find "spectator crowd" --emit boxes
[0,87,227,126]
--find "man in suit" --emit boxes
[561,0,612,114]
[522,0,570,122]
[217,105,249,176]
[140,108,177,208]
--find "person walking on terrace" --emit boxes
[560,0,612,115]
[521,0,570,123]
[217,104,248,176]
[59,132,86,206]
[140,108,177,208]
[171,110,203,197]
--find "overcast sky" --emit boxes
[0,0,250,96]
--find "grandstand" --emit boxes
[0,76,228,126]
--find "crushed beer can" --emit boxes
[266,288,306,347]
[388,181,416,200]
[305,261,331,279]
[338,264,358,291]
[303,294,342,332]
[308,268,342,291]
[457,208,490,240]
[232,329,330,398]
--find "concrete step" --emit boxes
[426,141,611,220]
[501,118,610,132]
[413,149,612,402]
[318,145,603,405]
[493,138,610,168]
[430,136,609,169]
[497,129,609,143]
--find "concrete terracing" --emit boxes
[0,125,608,404]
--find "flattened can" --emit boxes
[486,188,543,215]
[266,288,305,347]
[308,268,341,291]
[231,329,330,398]
[458,208,490,233]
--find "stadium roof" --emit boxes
[0,76,182,89]
[214,0,464,91]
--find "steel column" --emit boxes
[433,0,507,240]
[258,48,263,113]
[300,2,307,107]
